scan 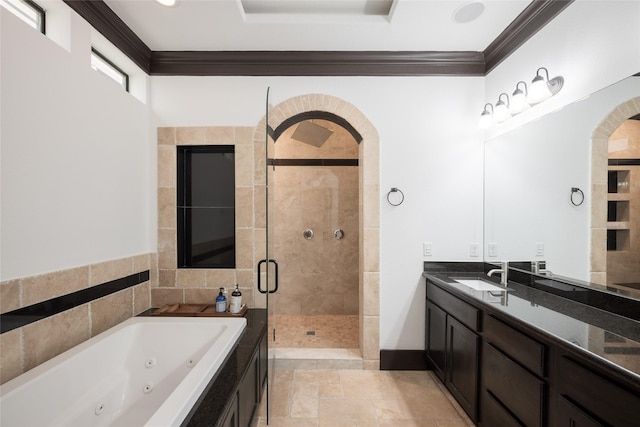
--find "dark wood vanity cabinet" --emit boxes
[426,282,481,422]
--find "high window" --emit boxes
[1,0,45,33]
[90,48,129,92]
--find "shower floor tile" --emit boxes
[274,314,358,348]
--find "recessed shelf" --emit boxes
[608,170,630,194]
[607,200,630,222]
[607,229,630,251]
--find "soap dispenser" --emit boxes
[216,287,227,313]
[230,284,242,314]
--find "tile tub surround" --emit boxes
[252,368,474,426]
[0,253,155,384]
[159,94,381,368]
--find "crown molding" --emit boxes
[484,0,574,74]
[63,0,573,76]
[150,50,485,76]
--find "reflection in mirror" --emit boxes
[484,76,640,298]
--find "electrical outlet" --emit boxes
[536,242,544,257]
[423,242,432,257]
[470,243,479,257]
[488,243,498,257]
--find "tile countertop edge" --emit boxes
[423,272,640,388]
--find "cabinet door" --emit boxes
[426,301,447,381]
[446,315,480,422]
[557,396,604,427]
[220,392,239,427]
[238,349,259,427]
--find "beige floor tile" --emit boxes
[318,398,377,425]
[379,420,439,427]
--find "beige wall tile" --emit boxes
[0,328,23,384]
[234,127,254,145]
[23,306,90,372]
[237,228,255,269]
[22,267,89,307]
[362,315,380,361]
[159,269,177,287]
[236,186,254,228]
[132,253,151,272]
[363,273,379,316]
[157,127,175,145]
[90,289,133,336]
[206,269,237,288]
[90,257,134,286]
[176,269,207,288]
[177,127,206,145]
[151,288,184,307]
[158,145,176,188]
[133,282,151,315]
[185,288,217,304]
[363,228,380,273]
[235,144,254,188]
[158,187,177,229]
[206,126,234,145]
[1,279,21,313]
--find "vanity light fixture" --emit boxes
[479,66,564,129]
[479,103,494,129]
[509,81,530,114]
[494,93,511,123]
[528,67,564,104]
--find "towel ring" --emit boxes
[570,187,584,206]
[387,187,405,206]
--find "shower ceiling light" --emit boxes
[452,1,485,24]
[479,66,564,129]
[155,0,177,6]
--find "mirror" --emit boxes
[484,76,640,297]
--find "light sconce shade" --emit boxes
[494,93,511,123]
[479,103,494,129]
[509,81,530,114]
[528,67,564,104]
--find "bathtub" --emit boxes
[0,316,246,427]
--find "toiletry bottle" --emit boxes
[230,284,242,314]
[216,287,227,313]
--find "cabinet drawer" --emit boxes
[557,356,640,427]
[484,314,546,377]
[427,281,480,331]
[482,390,524,427]
[483,343,545,427]
[556,395,604,427]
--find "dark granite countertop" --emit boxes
[423,263,640,383]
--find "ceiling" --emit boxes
[63,0,574,75]
[101,0,531,52]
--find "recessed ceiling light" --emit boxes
[155,0,177,7]
[452,1,485,24]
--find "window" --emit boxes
[1,0,45,33]
[90,48,129,91]
[177,145,236,269]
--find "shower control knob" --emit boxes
[303,229,314,240]
[334,229,345,240]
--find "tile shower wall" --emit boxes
[273,121,359,315]
[154,127,258,308]
[0,254,154,384]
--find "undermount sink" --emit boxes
[454,279,508,292]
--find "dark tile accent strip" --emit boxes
[0,270,150,334]
[62,1,573,77]
[609,159,640,166]
[603,346,640,355]
[380,350,428,370]
[268,159,358,167]
[423,262,485,274]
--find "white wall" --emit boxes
[150,76,486,350]
[0,9,151,280]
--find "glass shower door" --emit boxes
[257,87,278,424]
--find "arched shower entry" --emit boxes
[253,94,380,369]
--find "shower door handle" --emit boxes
[257,259,279,294]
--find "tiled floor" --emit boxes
[274,315,358,349]
[252,368,474,427]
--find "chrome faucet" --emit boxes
[487,261,509,286]
[531,261,553,277]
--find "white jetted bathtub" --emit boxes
[0,316,246,427]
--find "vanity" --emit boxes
[424,262,640,427]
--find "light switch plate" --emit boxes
[488,243,498,257]
[470,243,479,257]
[536,242,544,256]
[423,242,432,257]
